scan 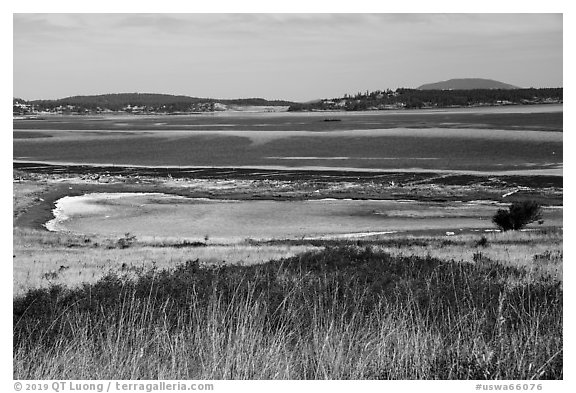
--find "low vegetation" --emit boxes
[12,227,318,296]
[14,246,562,379]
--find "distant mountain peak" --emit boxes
[417,78,520,90]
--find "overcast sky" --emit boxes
[13,13,563,102]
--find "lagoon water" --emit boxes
[45,193,562,242]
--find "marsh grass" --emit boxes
[13,247,562,379]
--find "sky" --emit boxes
[13,13,563,102]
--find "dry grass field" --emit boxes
[13,227,319,296]
[13,227,562,297]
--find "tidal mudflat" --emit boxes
[14,105,563,174]
[44,192,563,242]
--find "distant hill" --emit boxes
[30,93,296,108]
[14,93,296,115]
[14,88,563,116]
[418,78,520,90]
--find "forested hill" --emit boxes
[13,93,296,114]
[287,87,562,112]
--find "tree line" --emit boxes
[288,88,563,111]
[13,93,296,114]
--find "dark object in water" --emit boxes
[323,118,341,122]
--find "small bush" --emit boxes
[492,201,543,231]
[533,250,563,264]
[42,271,59,281]
[116,233,137,249]
[475,236,489,247]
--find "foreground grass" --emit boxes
[14,246,562,379]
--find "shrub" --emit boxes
[475,236,489,247]
[492,201,543,231]
[533,250,563,264]
[116,233,137,249]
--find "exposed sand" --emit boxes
[14,127,563,145]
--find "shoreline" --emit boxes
[13,179,563,234]
[13,160,563,178]
[13,102,563,119]
[13,161,563,233]
[36,190,565,242]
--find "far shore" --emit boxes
[13,102,563,119]
[13,160,563,177]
